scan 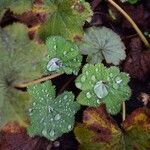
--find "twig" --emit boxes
[108,0,150,47]
[15,73,62,88]
[122,101,126,121]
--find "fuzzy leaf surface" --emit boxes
[38,0,92,41]
[79,27,126,65]
[27,81,80,141]
[0,0,32,20]
[44,36,82,75]
[74,106,150,150]
[0,23,47,128]
[75,64,131,114]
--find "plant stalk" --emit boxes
[15,73,62,88]
[108,0,150,47]
[122,101,126,121]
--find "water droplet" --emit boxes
[47,58,62,72]
[76,82,82,89]
[113,83,119,89]
[68,125,72,130]
[54,114,61,120]
[85,71,89,75]
[115,76,122,84]
[42,128,47,136]
[81,76,86,82]
[48,106,53,112]
[91,75,96,81]
[96,68,98,72]
[63,51,67,55]
[64,95,68,100]
[94,81,108,98]
[29,108,32,112]
[97,99,100,104]
[50,130,55,136]
[40,117,44,123]
[86,92,92,99]
[54,45,57,50]
[33,102,36,106]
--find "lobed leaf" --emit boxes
[44,36,82,75]
[38,0,92,42]
[75,64,131,114]
[0,23,47,128]
[27,81,80,141]
[79,27,126,65]
[0,0,32,20]
[74,107,150,150]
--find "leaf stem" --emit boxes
[122,101,126,121]
[15,73,62,88]
[108,0,150,47]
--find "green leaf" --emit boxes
[79,27,126,65]
[38,0,92,42]
[27,81,80,141]
[0,0,32,20]
[74,106,150,150]
[0,23,47,128]
[75,64,131,114]
[44,36,82,75]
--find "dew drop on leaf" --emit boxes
[50,130,55,137]
[81,76,86,82]
[54,114,61,121]
[97,99,100,104]
[94,81,108,99]
[115,76,122,84]
[63,95,68,100]
[47,58,62,72]
[91,75,96,81]
[54,45,57,50]
[76,82,82,89]
[86,92,92,99]
[63,51,67,55]
[68,125,72,130]
[42,128,47,137]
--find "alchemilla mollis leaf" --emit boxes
[38,0,92,41]
[27,81,80,141]
[0,23,47,128]
[79,27,126,65]
[0,0,32,20]
[75,64,131,114]
[45,36,82,75]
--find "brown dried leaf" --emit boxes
[123,37,150,80]
[0,123,51,150]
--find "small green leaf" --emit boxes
[38,0,92,42]
[27,81,80,141]
[75,64,131,114]
[79,27,126,65]
[44,36,82,75]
